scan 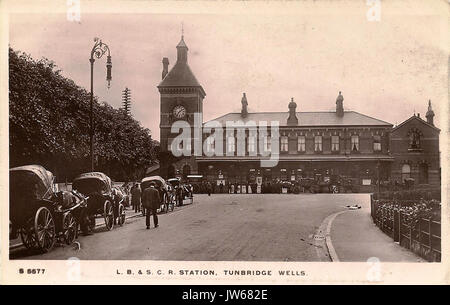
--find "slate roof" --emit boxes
[158,62,202,87]
[158,36,204,92]
[205,111,393,127]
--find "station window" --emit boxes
[331,135,340,151]
[206,136,215,153]
[373,135,381,152]
[248,136,256,153]
[281,136,288,152]
[298,136,306,152]
[264,136,272,152]
[227,136,235,154]
[314,136,322,152]
[351,135,359,151]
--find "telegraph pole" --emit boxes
[122,87,131,116]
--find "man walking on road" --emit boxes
[142,182,160,229]
[131,183,141,213]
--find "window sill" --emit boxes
[408,148,423,153]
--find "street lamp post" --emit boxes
[89,38,112,171]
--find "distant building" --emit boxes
[157,35,440,191]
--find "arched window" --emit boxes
[408,128,422,150]
[401,164,411,182]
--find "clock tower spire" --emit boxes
[158,32,206,179]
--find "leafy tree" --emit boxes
[9,47,159,182]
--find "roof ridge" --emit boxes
[350,110,393,126]
[393,115,440,132]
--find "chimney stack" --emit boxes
[162,57,169,80]
[241,93,248,118]
[336,91,344,117]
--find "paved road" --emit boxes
[11,194,370,261]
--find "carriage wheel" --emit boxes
[34,207,56,253]
[20,218,37,249]
[117,204,125,226]
[62,212,77,245]
[103,200,114,230]
[88,215,96,231]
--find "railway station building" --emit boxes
[157,35,440,192]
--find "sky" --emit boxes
[7,1,448,141]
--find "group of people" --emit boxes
[130,183,160,229]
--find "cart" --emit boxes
[10,165,85,252]
[73,172,125,233]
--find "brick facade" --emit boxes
[390,115,440,187]
[157,36,441,192]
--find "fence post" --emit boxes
[393,209,399,242]
[409,224,412,250]
[428,218,432,256]
[418,219,422,257]
[381,206,384,232]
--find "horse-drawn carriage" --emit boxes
[141,176,172,213]
[167,177,193,206]
[72,172,125,232]
[9,165,85,252]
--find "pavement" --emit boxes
[330,200,425,262]
[9,194,425,262]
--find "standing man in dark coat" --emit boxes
[206,182,212,196]
[131,183,142,213]
[142,183,160,229]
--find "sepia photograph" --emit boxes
[0,0,448,285]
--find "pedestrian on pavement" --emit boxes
[177,185,183,206]
[131,183,141,213]
[207,182,212,196]
[219,182,224,194]
[142,182,160,229]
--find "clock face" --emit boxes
[173,105,187,119]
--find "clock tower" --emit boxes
[158,34,206,178]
